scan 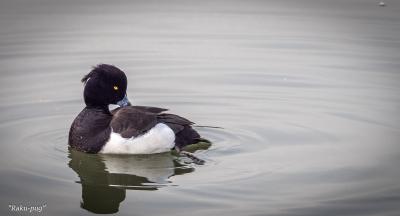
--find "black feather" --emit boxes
[157,113,200,149]
[111,106,203,149]
[111,107,158,138]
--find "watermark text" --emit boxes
[8,203,47,213]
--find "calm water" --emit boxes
[1,0,400,215]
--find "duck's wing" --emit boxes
[111,106,201,149]
[157,113,201,149]
[110,107,159,138]
[156,113,193,133]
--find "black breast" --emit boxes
[69,107,112,153]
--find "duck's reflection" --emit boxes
[68,149,194,214]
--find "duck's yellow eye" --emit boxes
[113,86,119,91]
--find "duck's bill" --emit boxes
[116,94,131,107]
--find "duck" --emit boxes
[68,64,208,163]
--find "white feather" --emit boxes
[100,123,175,154]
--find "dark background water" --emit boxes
[1,0,400,215]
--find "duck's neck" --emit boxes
[85,105,111,114]
[84,106,113,129]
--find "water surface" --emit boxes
[1,0,400,215]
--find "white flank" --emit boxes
[100,123,175,154]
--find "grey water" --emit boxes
[1,0,400,215]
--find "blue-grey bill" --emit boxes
[116,95,131,107]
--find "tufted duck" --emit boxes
[68,64,208,163]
